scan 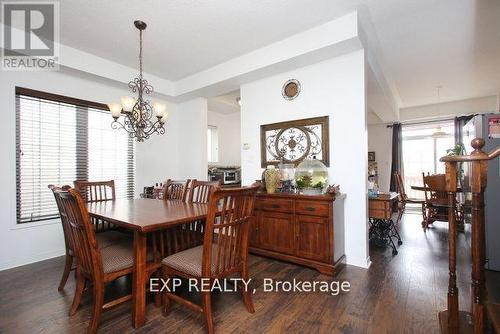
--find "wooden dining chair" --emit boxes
[50,184,131,291]
[394,171,426,224]
[53,187,156,334]
[188,180,222,203]
[161,186,259,334]
[74,180,117,233]
[162,179,192,201]
[422,173,462,229]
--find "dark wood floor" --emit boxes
[0,213,497,333]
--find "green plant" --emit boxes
[312,181,325,189]
[296,175,313,189]
[446,143,466,180]
[446,143,466,156]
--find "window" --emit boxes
[207,125,218,163]
[402,120,455,200]
[16,87,135,224]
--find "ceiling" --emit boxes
[208,91,240,114]
[59,0,500,109]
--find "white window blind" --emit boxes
[16,88,135,224]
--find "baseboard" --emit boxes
[345,255,371,269]
[0,248,65,271]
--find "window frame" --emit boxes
[15,87,135,224]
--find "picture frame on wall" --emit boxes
[368,151,376,162]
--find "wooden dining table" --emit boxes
[87,198,210,328]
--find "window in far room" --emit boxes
[207,125,219,163]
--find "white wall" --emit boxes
[368,124,392,192]
[240,50,370,268]
[135,103,180,195]
[207,110,241,166]
[0,69,178,270]
[176,98,209,180]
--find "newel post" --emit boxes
[444,160,459,332]
[470,138,488,334]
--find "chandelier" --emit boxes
[107,20,167,142]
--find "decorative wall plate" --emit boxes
[260,116,329,167]
[282,79,301,100]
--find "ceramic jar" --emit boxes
[264,165,280,194]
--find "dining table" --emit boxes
[87,198,210,328]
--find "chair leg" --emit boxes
[58,254,73,291]
[88,282,104,334]
[240,269,255,314]
[162,267,171,316]
[202,291,215,334]
[69,267,85,316]
[154,270,161,308]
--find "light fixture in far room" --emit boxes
[107,20,167,142]
[431,126,448,138]
[430,85,447,138]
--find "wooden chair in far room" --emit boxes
[188,180,222,204]
[394,171,426,225]
[162,186,259,334]
[422,173,463,229]
[74,180,117,233]
[162,179,192,201]
[53,188,157,334]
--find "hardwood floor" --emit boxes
[0,213,496,333]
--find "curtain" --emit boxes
[389,123,402,192]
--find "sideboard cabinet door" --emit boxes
[257,211,295,256]
[295,215,329,262]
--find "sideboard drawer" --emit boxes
[256,198,293,213]
[295,201,330,217]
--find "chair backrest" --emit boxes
[49,184,74,253]
[162,179,191,201]
[74,180,115,203]
[422,173,447,201]
[201,185,259,278]
[54,188,103,280]
[394,171,407,201]
[188,180,222,204]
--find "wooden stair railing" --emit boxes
[438,138,500,334]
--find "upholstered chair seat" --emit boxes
[162,244,218,277]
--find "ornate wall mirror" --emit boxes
[260,116,330,167]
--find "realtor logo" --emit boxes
[1,1,59,70]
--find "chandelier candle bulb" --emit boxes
[153,101,166,118]
[107,102,122,118]
[120,96,136,112]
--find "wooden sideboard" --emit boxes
[249,192,345,276]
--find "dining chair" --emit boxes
[74,180,117,233]
[394,171,426,224]
[188,180,222,203]
[161,185,259,334]
[162,179,192,201]
[422,173,462,229]
[53,187,156,334]
[50,184,131,291]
